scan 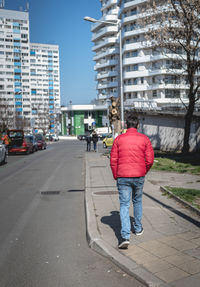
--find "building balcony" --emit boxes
[97,94,108,100]
[101,0,118,12]
[118,0,146,17]
[96,70,118,80]
[93,47,119,61]
[92,37,118,52]
[92,26,118,42]
[91,14,118,32]
[94,59,118,70]
[97,81,118,90]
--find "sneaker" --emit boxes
[118,238,130,249]
[135,228,144,236]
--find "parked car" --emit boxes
[0,140,7,165]
[26,135,38,152]
[7,129,33,154]
[35,134,47,150]
[103,134,113,148]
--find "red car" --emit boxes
[35,134,47,150]
[8,130,33,154]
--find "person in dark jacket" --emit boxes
[86,133,92,152]
[110,111,154,249]
[92,131,98,152]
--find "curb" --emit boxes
[160,186,200,216]
[85,154,165,287]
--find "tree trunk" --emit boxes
[182,95,195,154]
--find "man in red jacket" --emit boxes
[110,112,154,249]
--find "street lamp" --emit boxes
[84,16,124,130]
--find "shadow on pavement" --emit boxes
[144,192,200,228]
[101,211,135,242]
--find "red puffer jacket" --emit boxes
[110,128,154,180]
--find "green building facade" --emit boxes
[61,105,108,136]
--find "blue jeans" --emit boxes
[117,177,145,239]
[93,142,97,151]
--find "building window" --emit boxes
[165,89,180,98]
[133,78,137,85]
[153,90,157,98]
[132,50,138,57]
[133,64,138,71]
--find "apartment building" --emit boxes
[30,43,60,134]
[91,0,194,110]
[118,0,190,109]
[0,7,61,134]
[91,0,120,104]
[0,8,31,129]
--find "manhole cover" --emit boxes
[41,191,60,195]
[94,191,118,195]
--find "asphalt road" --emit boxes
[0,140,144,287]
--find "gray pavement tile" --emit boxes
[155,267,189,283]
[164,253,197,266]
[176,231,200,240]
[129,250,160,265]
[184,248,200,260]
[178,259,200,275]
[190,237,200,247]
[138,240,178,258]
[120,245,145,256]
[158,236,199,251]
[170,274,200,287]
[142,258,173,274]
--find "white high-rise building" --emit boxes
[0,7,61,134]
[30,43,60,134]
[118,0,189,109]
[0,8,31,129]
[91,0,119,104]
[91,0,192,110]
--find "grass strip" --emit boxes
[152,154,200,175]
[166,186,200,210]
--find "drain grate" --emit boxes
[90,166,107,168]
[41,191,60,195]
[94,190,118,195]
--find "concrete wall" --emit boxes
[138,113,200,152]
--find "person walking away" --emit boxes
[110,112,154,249]
[86,133,91,152]
[92,131,98,152]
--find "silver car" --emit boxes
[0,140,7,165]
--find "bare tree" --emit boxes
[32,101,51,134]
[143,0,200,153]
[0,96,14,131]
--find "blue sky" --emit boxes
[5,0,102,105]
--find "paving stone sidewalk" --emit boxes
[85,152,200,287]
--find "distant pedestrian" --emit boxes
[1,132,10,153]
[92,131,98,152]
[86,133,92,152]
[110,111,154,249]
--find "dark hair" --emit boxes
[125,111,139,129]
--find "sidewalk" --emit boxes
[85,152,200,287]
